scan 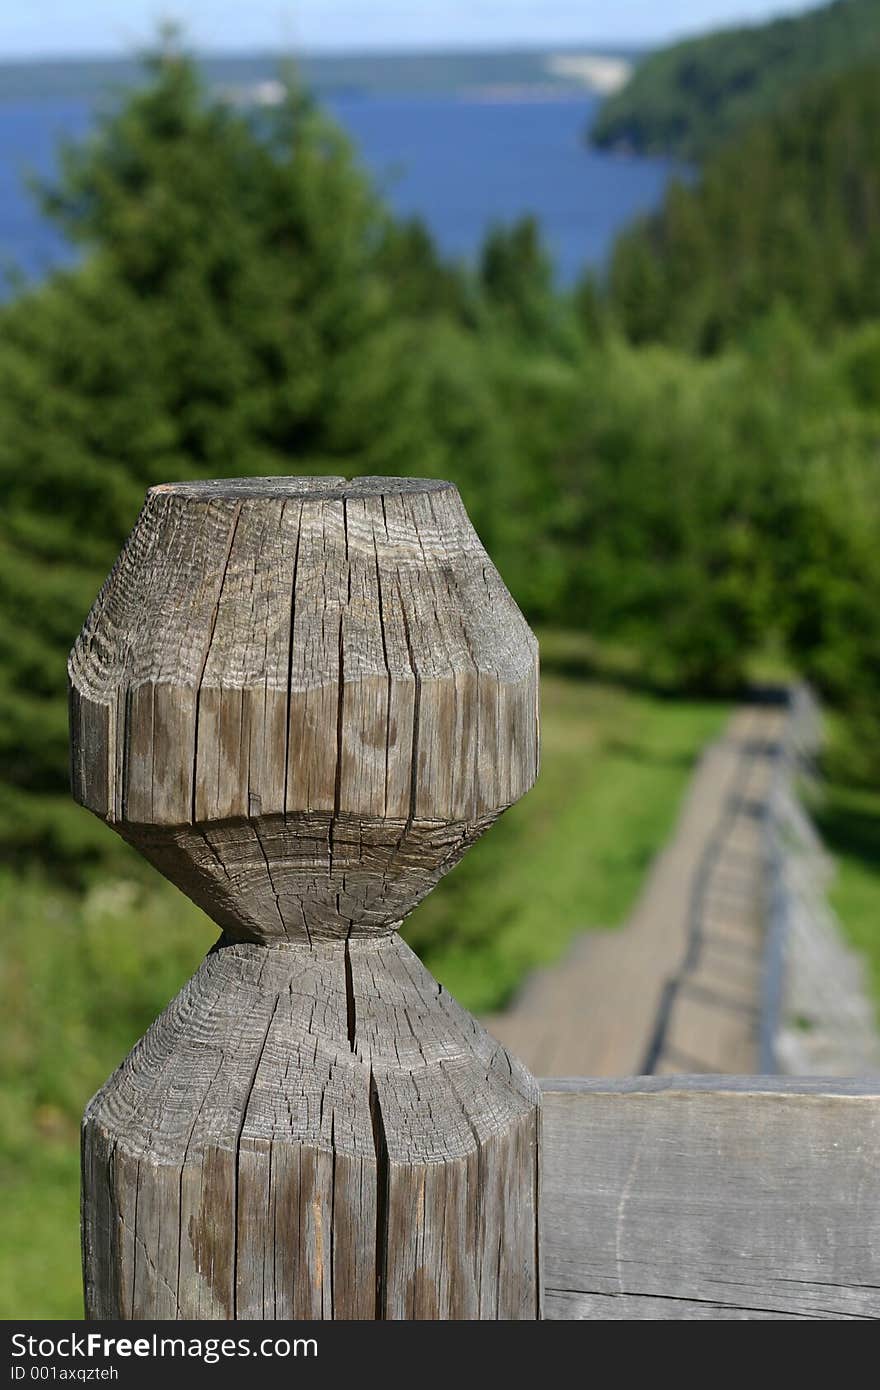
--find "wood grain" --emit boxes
[82,935,541,1320]
[71,477,542,1321]
[541,1077,880,1321]
[69,477,539,943]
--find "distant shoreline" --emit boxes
[546,53,632,95]
[0,45,642,105]
[0,41,646,69]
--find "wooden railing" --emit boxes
[758,684,822,1072]
[762,687,880,1076]
[541,1075,879,1319]
[69,477,879,1321]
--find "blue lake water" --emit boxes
[0,92,677,287]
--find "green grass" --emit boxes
[0,666,727,1318]
[813,777,880,1019]
[0,872,216,1320]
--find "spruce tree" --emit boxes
[0,44,450,863]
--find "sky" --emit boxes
[0,1,820,61]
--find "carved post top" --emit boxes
[146,475,450,500]
[69,476,539,944]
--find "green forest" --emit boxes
[592,0,880,157]
[3,3,880,1313]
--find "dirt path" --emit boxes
[483,704,786,1077]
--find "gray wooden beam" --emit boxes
[540,1077,880,1320]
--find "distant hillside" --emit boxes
[607,58,880,351]
[591,0,880,159]
[0,46,638,106]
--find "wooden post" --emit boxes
[70,476,542,1320]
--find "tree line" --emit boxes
[2,39,879,872]
[591,0,880,159]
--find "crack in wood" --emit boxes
[73,478,542,1321]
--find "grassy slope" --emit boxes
[815,783,880,1017]
[802,711,880,1019]
[0,874,217,1320]
[0,667,727,1318]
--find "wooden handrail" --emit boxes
[540,1076,880,1320]
[70,476,542,1321]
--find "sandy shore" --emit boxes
[546,53,633,95]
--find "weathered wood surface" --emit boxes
[541,1077,880,1321]
[69,476,538,942]
[71,476,542,1320]
[84,934,541,1320]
